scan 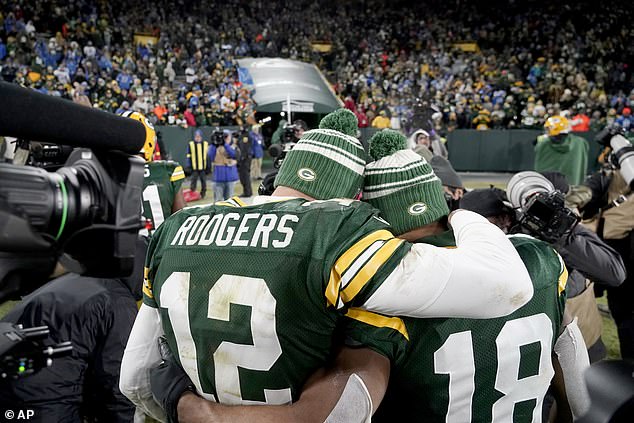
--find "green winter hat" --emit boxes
[319,108,359,137]
[275,110,365,199]
[364,129,449,235]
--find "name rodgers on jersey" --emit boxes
[170,212,300,248]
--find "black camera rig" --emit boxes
[517,190,579,244]
[0,82,147,378]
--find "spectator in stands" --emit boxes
[371,110,391,128]
[183,107,196,127]
[571,103,591,132]
[472,109,492,130]
[0,0,631,132]
[616,107,633,132]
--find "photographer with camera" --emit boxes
[260,120,308,195]
[461,172,626,363]
[209,130,239,202]
[577,125,634,360]
[186,129,211,199]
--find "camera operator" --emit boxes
[235,126,253,198]
[0,236,147,423]
[577,126,634,360]
[292,119,308,139]
[0,107,180,422]
[271,119,307,146]
[461,173,626,362]
[209,129,239,202]
[186,129,211,199]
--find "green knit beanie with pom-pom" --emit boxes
[318,108,359,137]
[275,108,366,199]
[364,129,449,234]
[368,129,407,161]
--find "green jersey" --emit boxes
[346,232,567,423]
[143,197,410,405]
[141,160,185,235]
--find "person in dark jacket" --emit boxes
[0,237,148,423]
[235,127,253,197]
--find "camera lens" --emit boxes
[0,159,104,245]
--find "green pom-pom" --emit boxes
[368,129,407,160]
[319,108,358,136]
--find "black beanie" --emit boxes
[460,188,512,218]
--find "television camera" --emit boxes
[268,121,306,169]
[0,82,146,378]
[506,171,579,244]
[595,124,634,189]
[211,128,226,146]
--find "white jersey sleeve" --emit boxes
[120,304,167,422]
[361,210,533,318]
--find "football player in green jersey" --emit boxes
[121,111,535,422]
[119,110,185,235]
[344,130,590,422]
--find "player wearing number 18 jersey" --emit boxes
[352,233,568,423]
[345,130,588,422]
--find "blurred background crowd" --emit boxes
[1,0,632,134]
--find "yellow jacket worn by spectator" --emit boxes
[472,109,491,130]
[371,111,391,128]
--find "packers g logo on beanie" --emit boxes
[364,129,449,235]
[408,202,428,215]
[297,168,316,181]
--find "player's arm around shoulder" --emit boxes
[174,347,389,423]
[354,209,533,319]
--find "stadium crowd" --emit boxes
[1,0,633,134]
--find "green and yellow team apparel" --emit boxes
[143,197,410,405]
[141,160,185,234]
[346,232,567,423]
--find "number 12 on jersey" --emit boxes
[434,314,554,422]
[160,272,292,405]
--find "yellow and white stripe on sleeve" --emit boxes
[170,165,185,182]
[326,230,404,309]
